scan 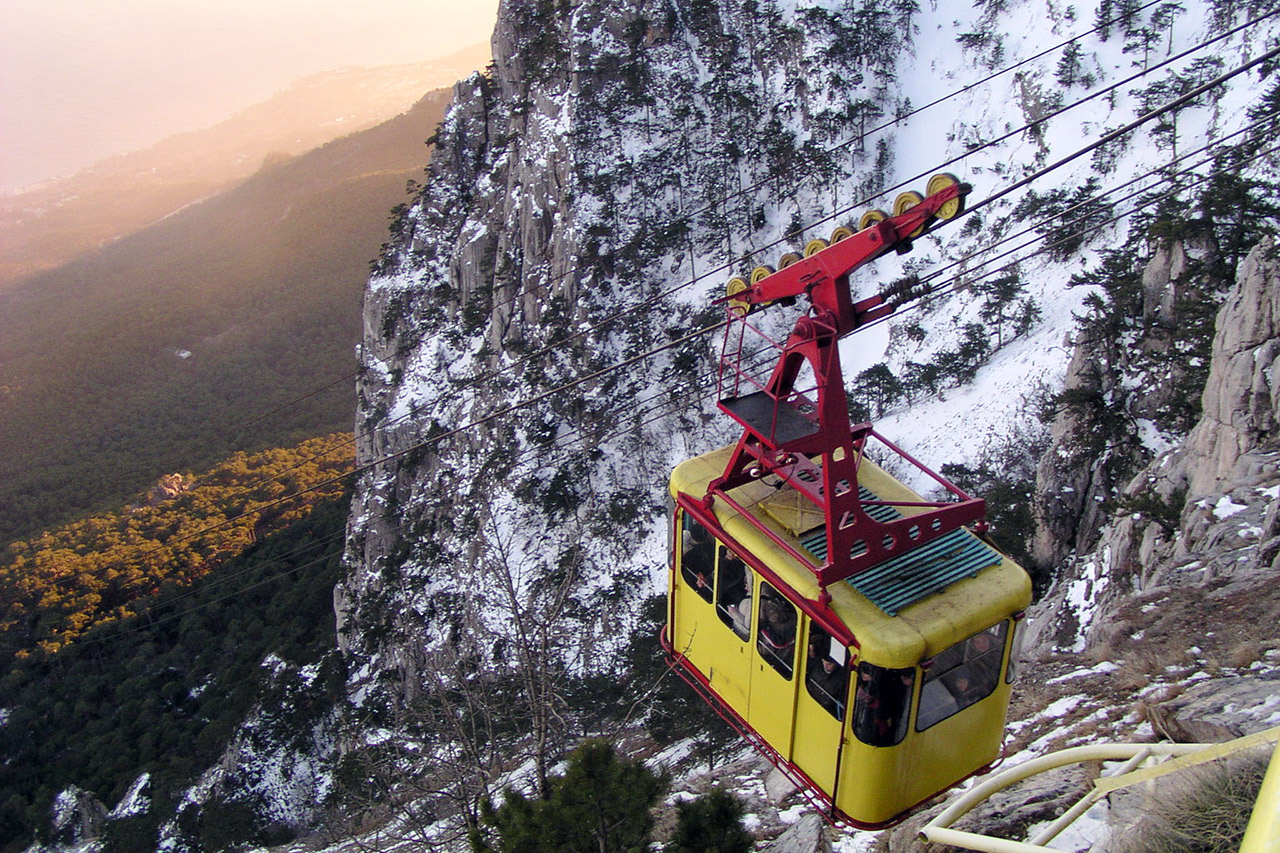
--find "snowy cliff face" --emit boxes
[339,0,1280,755]
[1025,237,1280,660]
[337,0,927,701]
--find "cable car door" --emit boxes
[792,622,849,794]
[709,545,753,714]
[747,580,799,762]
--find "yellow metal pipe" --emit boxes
[922,730,1280,853]
[1027,747,1152,847]
[919,825,1053,853]
[1240,738,1280,853]
[925,742,1207,833]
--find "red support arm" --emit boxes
[708,179,982,590]
[738,181,967,332]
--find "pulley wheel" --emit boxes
[893,190,926,238]
[858,209,888,230]
[830,226,855,243]
[927,172,965,221]
[803,238,828,257]
[726,276,751,318]
[778,252,802,269]
[749,265,775,284]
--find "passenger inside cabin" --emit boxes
[853,663,914,746]
[963,630,1002,685]
[681,517,714,603]
[757,583,797,677]
[805,627,849,719]
[916,622,1009,730]
[917,676,959,728]
[716,551,752,640]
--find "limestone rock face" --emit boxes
[1031,236,1221,572]
[1163,237,1280,500]
[49,786,107,847]
[1144,671,1280,743]
[1024,238,1280,661]
[761,813,831,853]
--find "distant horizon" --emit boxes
[0,0,500,191]
[0,44,491,195]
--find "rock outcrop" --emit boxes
[48,786,108,848]
[1160,237,1280,501]
[1031,234,1222,572]
[1025,235,1280,687]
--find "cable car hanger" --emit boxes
[700,174,984,602]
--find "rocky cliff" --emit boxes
[878,236,1280,853]
[336,0,921,712]
[1028,237,1280,659]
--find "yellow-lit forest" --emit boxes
[0,434,353,658]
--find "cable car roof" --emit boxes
[671,445,1031,666]
[796,485,1004,616]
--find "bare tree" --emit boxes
[326,504,590,847]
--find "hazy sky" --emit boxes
[0,0,500,191]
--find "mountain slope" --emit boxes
[0,46,488,288]
[333,0,1280,846]
[0,89,452,544]
[17,0,1280,849]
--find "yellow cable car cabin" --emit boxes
[664,447,1030,827]
[660,176,1032,827]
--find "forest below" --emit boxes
[0,434,355,850]
[0,434,354,658]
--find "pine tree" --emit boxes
[854,363,903,418]
[474,740,667,853]
[1055,42,1086,87]
[664,789,753,853]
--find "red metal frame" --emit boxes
[706,182,987,596]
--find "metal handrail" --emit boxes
[918,727,1280,852]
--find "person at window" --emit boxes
[964,630,1002,686]
[758,594,796,657]
[853,664,913,746]
[947,671,983,707]
[809,655,848,718]
[724,569,751,637]
[681,521,714,601]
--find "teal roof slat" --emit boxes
[797,487,1003,616]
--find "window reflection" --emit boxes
[916,621,1009,731]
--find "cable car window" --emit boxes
[805,625,849,720]
[715,548,752,640]
[852,662,914,747]
[757,582,798,679]
[916,621,1010,731]
[679,514,714,603]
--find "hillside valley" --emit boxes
[0,87,453,545]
